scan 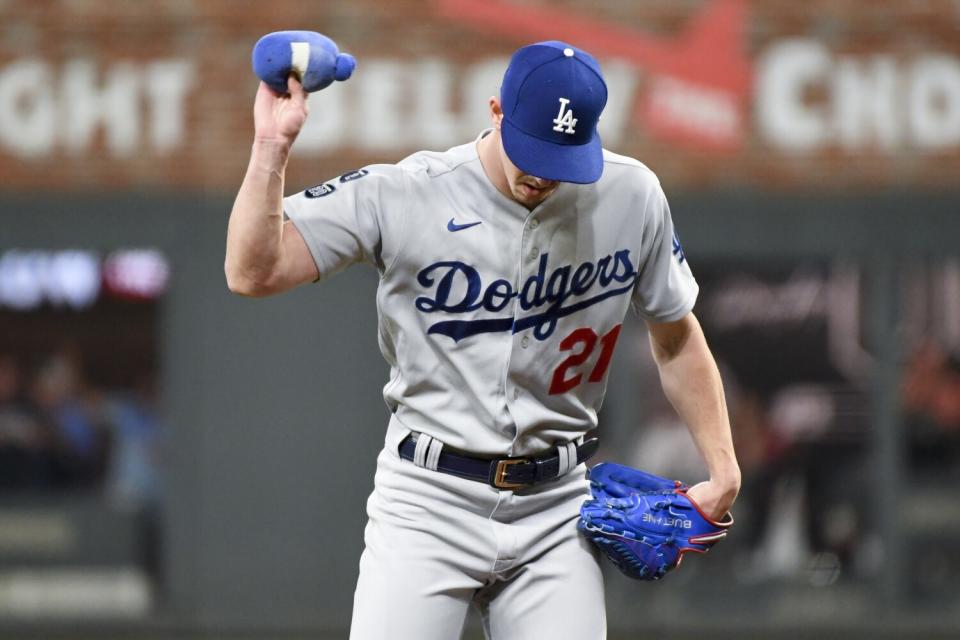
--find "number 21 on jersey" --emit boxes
[549,324,623,395]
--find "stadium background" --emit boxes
[1,0,959,638]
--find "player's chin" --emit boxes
[516,182,557,204]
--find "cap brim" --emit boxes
[501,118,604,184]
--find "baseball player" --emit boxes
[226,40,740,639]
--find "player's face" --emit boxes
[496,140,560,208]
[488,97,560,209]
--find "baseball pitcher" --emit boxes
[226,35,740,639]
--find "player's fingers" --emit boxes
[287,74,307,106]
[684,481,732,522]
[256,80,289,110]
[254,80,274,104]
[254,81,280,121]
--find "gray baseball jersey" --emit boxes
[284,130,697,457]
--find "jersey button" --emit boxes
[529,247,539,260]
[521,335,530,348]
[529,218,540,229]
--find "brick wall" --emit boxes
[1,0,958,192]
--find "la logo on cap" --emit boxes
[552,98,578,134]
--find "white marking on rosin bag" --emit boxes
[290,42,311,80]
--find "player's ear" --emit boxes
[489,97,503,130]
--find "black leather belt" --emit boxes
[398,433,599,490]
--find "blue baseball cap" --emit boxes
[500,41,607,184]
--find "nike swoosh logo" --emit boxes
[447,218,482,232]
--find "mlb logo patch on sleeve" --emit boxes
[305,183,336,198]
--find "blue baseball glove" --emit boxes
[578,462,733,581]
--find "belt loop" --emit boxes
[556,444,571,476]
[564,442,578,470]
[413,433,433,468]
[425,438,443,471]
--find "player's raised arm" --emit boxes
[225,76,319,297]
[226,32,356,297]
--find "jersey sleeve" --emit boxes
[282,164,409,281]
[630,181,699,322]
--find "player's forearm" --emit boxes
[225,140,291,295]
[651,321,741,491]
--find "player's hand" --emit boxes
[253,75,309,147]
[685,477,739,522]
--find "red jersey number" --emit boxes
[548,324,623,395]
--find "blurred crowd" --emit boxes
[0,348,161,506]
